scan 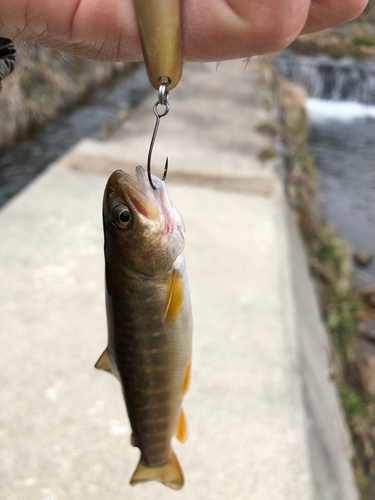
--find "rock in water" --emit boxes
[354,249,373,267]
[355,337,375,395]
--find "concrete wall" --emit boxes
[284,205,359,499]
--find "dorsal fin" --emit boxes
[95,348,116,377]
[175,407,188,443]
[163,270,184,325]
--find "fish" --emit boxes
[96,166,193,490]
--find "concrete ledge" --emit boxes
[283,202,358,500]
[55,151,277,197]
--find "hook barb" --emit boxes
[147,101,170,190]
[162,157,168,182]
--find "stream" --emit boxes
[278,49,375,288]
[307,101,375,288]
[0,64,151,208]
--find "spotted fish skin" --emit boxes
[98,166,193,489]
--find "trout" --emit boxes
[96,166,193,490]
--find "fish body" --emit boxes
[97,166,192,490]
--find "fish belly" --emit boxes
[106,256,192,467]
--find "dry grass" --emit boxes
[0,44,131,151]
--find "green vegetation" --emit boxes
[352,35,375,47]
[255,121,278,136]
[339,384,368,419]
[277,73,374,499]
[258,147,277,161]
[325,283,359,364]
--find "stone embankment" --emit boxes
[0,43,130,151]
[276,25,375,492]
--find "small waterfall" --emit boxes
[277,49,375,104]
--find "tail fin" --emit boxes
[130,449,184,490]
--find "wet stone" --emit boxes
[354,249,373,267]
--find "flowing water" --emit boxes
[277,49,375,104]
[278,50,375,287]
[0,64,151,208]
[307,101,375,287]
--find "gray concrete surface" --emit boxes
[0,61,358,499]
[61,59,281,181]
[285,204,359,500]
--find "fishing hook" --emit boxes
[147,81,170,190]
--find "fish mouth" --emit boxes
[105,166,184,234]
[135,165,164,193]
[114,167,160,220]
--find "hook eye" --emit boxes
[154,101,170,119]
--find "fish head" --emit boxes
[103,167,185,277]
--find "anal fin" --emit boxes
[175,407,188,443]
[130,449,183,490]
[95,348,116,377]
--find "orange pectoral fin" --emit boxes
[182,361,191,396]
[163,270,184,325]
[175,407,188,443]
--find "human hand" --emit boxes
[0,0,367,62]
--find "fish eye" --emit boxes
[112,204,131,228]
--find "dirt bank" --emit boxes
[290,12,375,59]
[291,27,375,59]
[0,43,132,151]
